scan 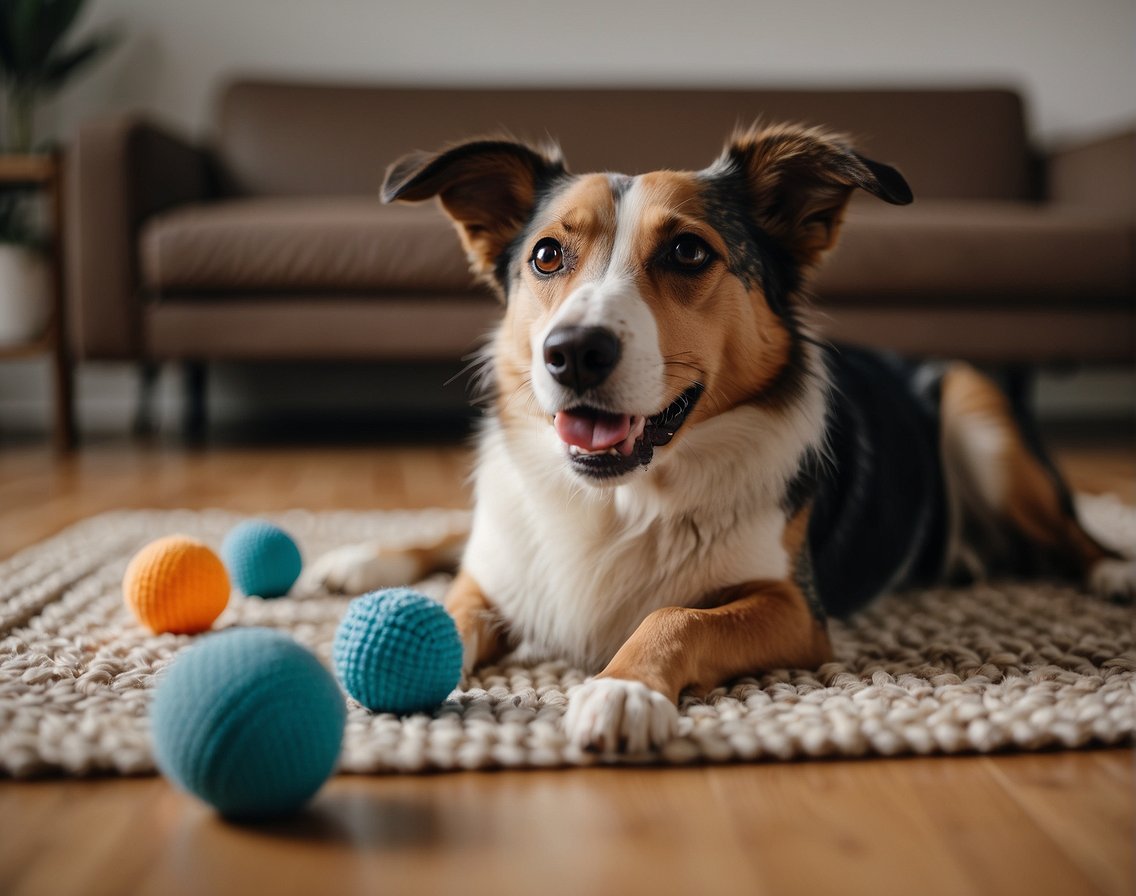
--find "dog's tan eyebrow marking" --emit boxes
[540,175,618,236]
[525,174,619,287]
[556,209,598,234]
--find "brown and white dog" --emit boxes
[311,124,1133,753]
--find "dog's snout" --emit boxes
[543,326,622,394]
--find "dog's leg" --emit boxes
[444,570,513,673]
[939,363,1131,598]
[306,530,467,595]
[564,580,832,752]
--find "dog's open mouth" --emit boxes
[553,383,704,479]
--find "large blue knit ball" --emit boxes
[150,628,346,819]
[333,588,463,715]
[221,519,303,598]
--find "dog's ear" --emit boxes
[714,124,912,268]
[382,139,566,283]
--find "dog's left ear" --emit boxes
[382,139,566,285]
[715,124,912,268]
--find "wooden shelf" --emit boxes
[0,153,56,184]
[0,333,52,360]
[0,150,75,451]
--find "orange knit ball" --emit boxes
[123,536,231,634]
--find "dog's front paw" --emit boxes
[1089,558,1136,603]
[563,678,678,753]
[305,544,420,595]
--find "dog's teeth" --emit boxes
[568,443,626,458]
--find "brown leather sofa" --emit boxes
[66,80,1135,421]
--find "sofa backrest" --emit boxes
[215,80,1033,201]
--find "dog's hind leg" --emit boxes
[308,530,513,672]
[306,529,468,595]
[938,363,1131,599]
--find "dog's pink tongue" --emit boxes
[554,410,633,451]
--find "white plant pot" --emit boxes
[0,244,50,346]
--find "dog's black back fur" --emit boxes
[807,346,950,617]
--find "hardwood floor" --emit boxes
[0,441,473,558]
[0,436,1132,896]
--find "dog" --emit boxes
[310,123,1133,753]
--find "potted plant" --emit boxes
[0,189,49,345]
[0,0,118,153]
[0,1,116,347]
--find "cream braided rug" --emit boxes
[1,498,1133,777]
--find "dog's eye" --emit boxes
[667,234,712,271]
[531,238,564,275]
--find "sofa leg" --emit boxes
[1002,365,1036,420]
[182,361,208,444]
[133,362,161,436]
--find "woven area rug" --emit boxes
[1,498,1133,778]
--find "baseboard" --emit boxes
[1,358,1131,441]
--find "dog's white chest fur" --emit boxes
[463,402,821,672]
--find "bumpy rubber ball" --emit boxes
[333,588,463,715]
[150,628,346,819]
[123,535,230,634]
[221,519,303,598]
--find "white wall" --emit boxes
[48,0,1136,145]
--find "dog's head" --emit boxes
[383,124,911,486]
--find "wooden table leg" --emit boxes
[48,151,75,452]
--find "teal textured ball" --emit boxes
[221,519,302,598]
[333,588,463,715]
[150,628,346,819]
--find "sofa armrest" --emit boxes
[66,115,213,360]
[1045,127,1135,219]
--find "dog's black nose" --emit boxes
[543,326,622,394]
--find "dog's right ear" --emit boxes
[382,139,566,283]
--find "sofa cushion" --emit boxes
[143,197,1133,309]
[140,198,474,294]
[820,200,1134,305]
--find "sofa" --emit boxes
[66,80,1135,427]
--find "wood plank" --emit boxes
[1,755,1127,896]
[985,750,1134,896]
[1059,447,1135,504]
[0,444,475,557]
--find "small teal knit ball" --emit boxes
[221,519,302,598]
[333,588,463,715]
[151,628,346,819]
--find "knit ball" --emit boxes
[221,519,303,598]
[333,588,463,715]
[151,628,346,819]
[123,535,230,634]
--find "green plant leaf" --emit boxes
[32,0,86,71]
[0,5,18,75]
[0,0,92,84]
[39,27,117,91]
[6,0,39,76]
